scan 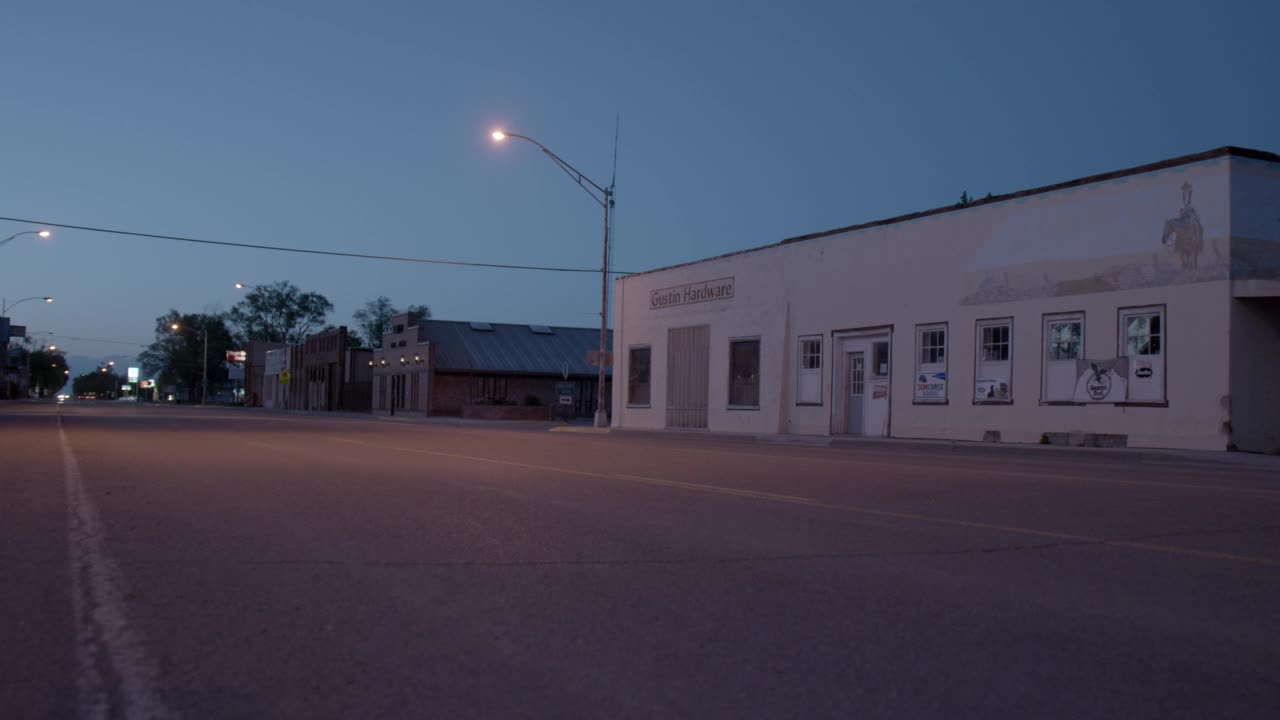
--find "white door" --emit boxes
[846,352,865,434]
[1120,307,1164,402]
[835,333,891,436]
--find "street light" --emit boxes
[1,296,54,315]
[171,322,209,405]
[234,282,257,290]
[0,228,52,249]
[491,128,614,428]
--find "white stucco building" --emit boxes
[611,147,1280,452]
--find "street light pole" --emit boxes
[491,129,614,428]
[0,228,52,249]
[1,296,54,315]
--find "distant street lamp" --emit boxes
[0,228,51,249]
[1,296,54,315]
[171,322,209,405]
[491,128,614,428]
[233,282,258,290]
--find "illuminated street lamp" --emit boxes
[1,296,54,315]
[491,128,614,427]
[234,282,257,290]
[0,228,51,249]
[171,322,209,405]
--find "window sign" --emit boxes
[914,324,947,403]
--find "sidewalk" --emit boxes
[609,426,1280,469]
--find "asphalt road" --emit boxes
[3,401,1279,719]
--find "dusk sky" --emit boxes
[3,0,1277,376]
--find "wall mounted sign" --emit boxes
[650,277,735,310]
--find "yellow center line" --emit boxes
[302,436,1279,568]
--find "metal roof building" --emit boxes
[421,320,612,378]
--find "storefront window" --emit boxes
[729,339,760,408]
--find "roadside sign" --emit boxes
[226,350,247,363]
[279,369,291,385]
[127,367,140,382]
[9,324,26,339]
[556,381,576,406]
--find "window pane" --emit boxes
[872,342,890,377]
[628,348,650,405]
[1050,321,1081,360]
[801,338,821,370]
[1150,315,1160,335]
[729,340,760,406]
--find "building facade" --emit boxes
[243,341,286,407]
[420,320,611,419]
[371,312,431,415]
[611,147,1280,452]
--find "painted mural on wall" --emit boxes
[960,168,1231,306]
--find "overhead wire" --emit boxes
[0,215,635,275]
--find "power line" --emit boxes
[0,215,635,275]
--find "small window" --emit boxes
[627,347,651,406]
[914,324,947,403]
[729,339,760,408]
[975,318,1013,403]
[394,324,405,334]
[871,341,890,378]
[797,336,822,405]
[529,325,553,335]
[468,322,493,332]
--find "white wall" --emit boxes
[616,155,1248,450]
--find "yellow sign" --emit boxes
[280,369,292,385]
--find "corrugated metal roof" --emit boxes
[422,320,612,377]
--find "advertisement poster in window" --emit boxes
[914,372,947,401]
[975,374,1010,401]
[1072,357,1128,403]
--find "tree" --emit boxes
[28,349,69,398]
[228,281,333,345]
[72,369,124,398]
[138,310,235,402]
[352,297,432,349]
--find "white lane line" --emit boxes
[60,416,172,720]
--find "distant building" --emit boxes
[261,326,368,412]
[242,341,286,407]
[612,146,1280,452]
[368,313,613,419]
[371,313,430,415]
[423,319,611,419]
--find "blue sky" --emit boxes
[2,0,1277,375]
